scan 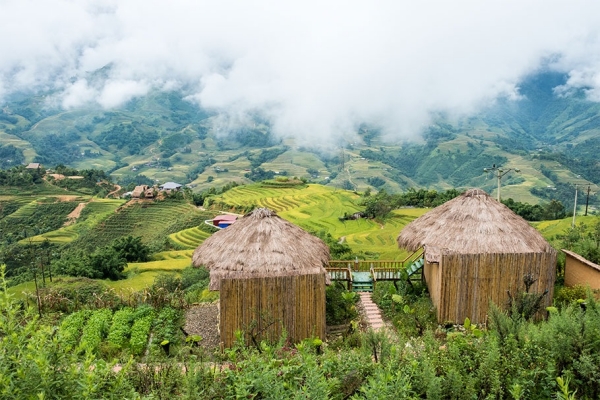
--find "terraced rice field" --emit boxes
[72,200,212,249]
[125,258,190,274]
[152,250,194,260]
[532,214,598,242]
[168,227,212,249]
[27,199,125,244]
[214,184,427,259]
[3,200,39,219]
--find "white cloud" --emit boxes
[61,79,97,109]
[1,0,600,142]
[98,80,149,109]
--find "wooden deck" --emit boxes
[326,249,424,291]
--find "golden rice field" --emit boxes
[215,183,427,260]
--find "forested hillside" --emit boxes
[0,72,598,210]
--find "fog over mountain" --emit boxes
[2,0,600,144]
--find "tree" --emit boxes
[111,236,150,262]
[89,247,126,280]
[362,190,393,219]
[544,199,566,220]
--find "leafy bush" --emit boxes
[58,309,92,351]
[53,247,127,281]
[78,308,113,353]
[554,284,589,306]
[181,266,209,289]
[373,281,436,337]
[111,235,150,262]
[107,307,135,350]
[325,282,358,325]
[152,307,182,355]
[130,314,154,356]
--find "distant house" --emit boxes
[159,182,183,192]
[26,163,41,169]
[563,249,600,290]
[132,185,148,198]
[212,214,238,229]
[144,187,156,198]
[132,185,156,199]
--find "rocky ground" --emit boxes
[184,303,220,350]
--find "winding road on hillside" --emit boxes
[107,184,122,198]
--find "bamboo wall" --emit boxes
[424,261,441,309]
[219,274,326,348]
[429,252,556,324]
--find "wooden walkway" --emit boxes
[326,248,425,292]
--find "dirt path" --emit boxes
[64,201,88,226]
[107,184,122,198]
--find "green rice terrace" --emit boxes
[4,181,594,297]
[214,183,426,259]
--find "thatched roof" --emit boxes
[132,185,148,197]
[397,188,555,256]
[192,208,330,290]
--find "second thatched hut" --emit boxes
[192,208,330,347]
[397,188,557,324]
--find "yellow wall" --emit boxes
[565,253,600,290]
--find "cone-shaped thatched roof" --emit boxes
[397,188,555,255]
[192,208,330,290]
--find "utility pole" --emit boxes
[483,165,521,201]
[572,184,578,227]
[585,185,591,216]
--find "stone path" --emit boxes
[358,292,385,330]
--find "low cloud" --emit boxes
[2,0,600,143]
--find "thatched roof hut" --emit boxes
[398,188,554,258]
[131,185,148,198]
[397,188,556,323]
[193,208,330,290]
[192,208,330,346]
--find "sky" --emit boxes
[2,0,600,143]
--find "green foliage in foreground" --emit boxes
[2,260,599,399]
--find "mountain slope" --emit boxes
[0,71,599,209]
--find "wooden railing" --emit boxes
[328,248,424,273]
[371,267,407,281]
[326,267,353,282]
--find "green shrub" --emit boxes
[78,308,113,353]
[181,266,209,289]
[151,307,182,356]
[373,281,436,337]
[130,314,154,356]
[58,309,92,351]
[107,307,135,350]
[554,284,589,306]
[325,282,358,325]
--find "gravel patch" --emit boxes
[184,303,220,350]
